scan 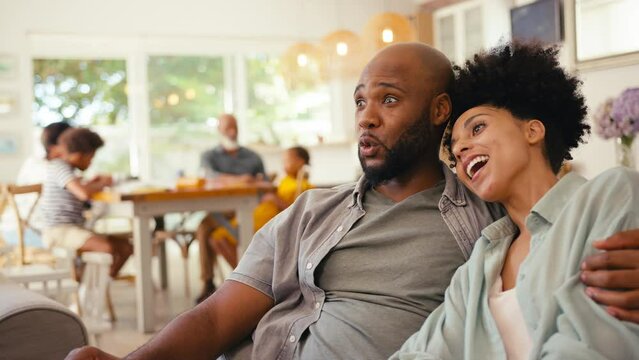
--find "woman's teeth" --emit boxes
[466,156,489,179]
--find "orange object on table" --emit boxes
[175,177,206,190]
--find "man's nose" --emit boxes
[357,105,381,129]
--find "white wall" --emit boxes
[0,0,416,183]
[456,0,639,178]
[573,63,639,178]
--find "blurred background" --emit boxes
[1,0,638,185]
[1,0,638,355]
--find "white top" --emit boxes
[488,277,533,360]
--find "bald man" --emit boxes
[66,43,639,360]
[197,113,265,303]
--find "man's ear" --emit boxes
[526,119,546,145]
[431,93,451,126]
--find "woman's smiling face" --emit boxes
[450,105,535,202]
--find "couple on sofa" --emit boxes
[68,41,639,360]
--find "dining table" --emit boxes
[93,180,274,333]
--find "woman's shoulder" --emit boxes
[573,167,639,216]
[584,167,639,193]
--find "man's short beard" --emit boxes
[359,112,434,187]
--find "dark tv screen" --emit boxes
[511,0,562,44]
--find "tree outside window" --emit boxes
[147,56,226,182]
[245,54,330,147]
[32,59,130,175]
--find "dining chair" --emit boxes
[0,183,44,265]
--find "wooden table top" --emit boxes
[93,181,275,203]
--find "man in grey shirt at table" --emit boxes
[196,113,265,303]
[67,44,639,360]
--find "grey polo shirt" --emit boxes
[200,145,265,178]
[227,167,504,359]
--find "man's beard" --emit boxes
[220,135,239,151]
[359,112,434,187]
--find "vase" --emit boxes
[615,136,636,168]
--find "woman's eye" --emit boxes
[472,123,485,135]
[383,96,398,104]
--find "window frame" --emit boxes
[28,34,340,181]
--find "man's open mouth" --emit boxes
[359,135,382,156]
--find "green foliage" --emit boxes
[32,59,128,126]
[147,56,225,125]
[245,54,327,145]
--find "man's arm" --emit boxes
[66,281,274,360]
[581,229,639,323]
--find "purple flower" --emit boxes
[594,88,639,140]
[593,98,619,139]
[612,87,639,135]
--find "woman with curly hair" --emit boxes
[392,42,639,359]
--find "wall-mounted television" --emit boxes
[511,0,563,45]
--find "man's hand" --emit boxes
[65,346,120,360]
[581,229,639,323]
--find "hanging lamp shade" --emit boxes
[280,42,326,90]
[363,12,416,51]
[320,30,366,79]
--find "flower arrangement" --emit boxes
[593,87,639,167]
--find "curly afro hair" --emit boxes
[442,41,590,174]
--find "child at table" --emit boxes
[41,128,133,278]
[209,146,313,269]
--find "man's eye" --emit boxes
[355,99,365,108]
[383,96,398,104]
[472,123,485,135]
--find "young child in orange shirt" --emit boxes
[210,146,312,268]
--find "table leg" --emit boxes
[235,202,255,258]
[153,215,169,289]
[158,241,168,289]
[133,215,155,333]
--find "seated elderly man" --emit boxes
[67,43,639,360]
[196,113,265,303]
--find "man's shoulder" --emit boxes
[202,146,222,156]
[292,182,358,208]
[238,146,262,159]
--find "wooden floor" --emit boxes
[97,241,223,357]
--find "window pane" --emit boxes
[147,56,225,182]
[32,59,130,175]
[245,54,330,147]
[464,7,483,60]
[438,15,456,62]
[576,0,639,61]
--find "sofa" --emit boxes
[0,279,88,360]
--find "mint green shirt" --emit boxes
[392,168,639,360]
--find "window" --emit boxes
[434,1,484,65]
[463,7,483,59]
[147,56,226,181]
[576,0,639,62]
[244,54,330,147]
[32,59,130,175]
[438,15,456,62]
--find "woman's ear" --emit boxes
[431,93,452,126]
[526,119,546,145]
